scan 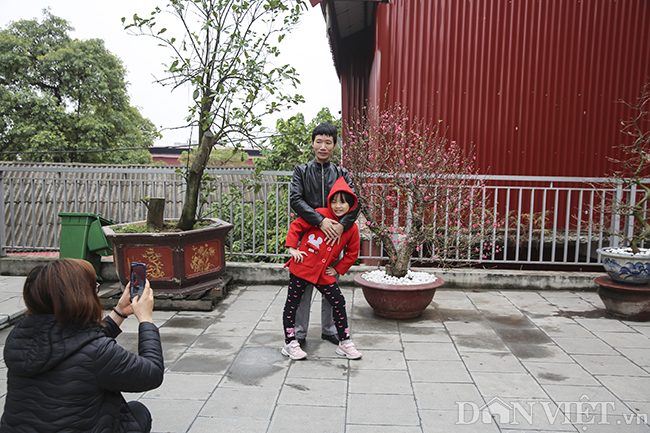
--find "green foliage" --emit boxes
[178,146,250,167]
[255,107,342,173]
[211,176,291,263]
[123,0,306,148]
[112,220,213,233]
[0,10,159,163]
[123,0,307,228]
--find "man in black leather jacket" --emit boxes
[289,123,360,346]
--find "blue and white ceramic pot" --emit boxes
[597,247,650,285]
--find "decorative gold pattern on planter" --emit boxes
[190,244,217,273]
[185,240,223,278]
[124,246,174,279]
[141,248,167,278]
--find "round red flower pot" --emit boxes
[354,272,444,319]
[594,275,650,321]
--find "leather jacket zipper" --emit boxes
[320,162,325,207]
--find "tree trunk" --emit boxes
[145,197,165,231]
[177,131,215,231]
[385,248,411,278]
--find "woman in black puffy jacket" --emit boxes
[0,259,164,433]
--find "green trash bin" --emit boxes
[58,212,114,280]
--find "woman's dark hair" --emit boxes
[23,259,103,326]
[330,191,355,208]
[311,123,338,144]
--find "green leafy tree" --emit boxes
[124,0,306,230]
[178,146,250,166]
[0,10,158,163]
[255,107,341,172]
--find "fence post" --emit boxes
[612,183,623,248]
[0,170,6,257]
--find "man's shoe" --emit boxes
[281,340,307,360]
[321,334,339,345]
[297,338,306,347]
[336,340,362,360]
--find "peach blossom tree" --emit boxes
[342,103,496,278]
[592,80,650,253]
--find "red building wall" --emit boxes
[342,0,650,177]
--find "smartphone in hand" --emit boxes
[129,262,147,301]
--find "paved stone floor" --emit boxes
[1,276,650,432]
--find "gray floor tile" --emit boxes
[353,331,403,349]
[574,317,635,333]
[268,405,346,433]
[541,384,631,416]
[187,416,269,433]
[471,371,548,399]
[199,387,279,419]
[347,393,420,426]
[461,351,528,373]
[399,326,451,343]
[413,382,484,411]
[420,409,501,432]
[204,321,257,336]
[287,356,350,379]
[483,397,577,431]
[403,342,461,361]
[452,334,510,353]
[277,377,347,407]
[507,342,575,362]
[408,359,472,383]
[352,349,407,370]
[524,362,602,386]
[573,354,649,376]
[169,352,237,374]
[592,331,650,349]
[347,425,422,433]
[143,373,220,400]
[349,369,413,394]
[143,398,204,433]
[617,347,650,367]
[552,337,619,355]
[598,376,650,402]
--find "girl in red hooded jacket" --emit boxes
[282,177,362,360]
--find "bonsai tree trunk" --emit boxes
[177,131,215,231]
[145,198,165,231]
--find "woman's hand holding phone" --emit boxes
[131,280,154,323]
[114,282,135,319]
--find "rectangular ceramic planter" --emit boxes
[103,218,234,296]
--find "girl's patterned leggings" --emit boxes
[283,273,350,344]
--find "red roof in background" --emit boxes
[310,0,322,6]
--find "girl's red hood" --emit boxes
[327,177,358,215]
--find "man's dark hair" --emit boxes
[311,123,338,145]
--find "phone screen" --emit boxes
[129,262,147,301]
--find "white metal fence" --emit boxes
[0,162,637,268]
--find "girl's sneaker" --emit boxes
[282,340,307,360]
[336,340,362,359]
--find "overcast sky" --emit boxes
[0,1,342,147]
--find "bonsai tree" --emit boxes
[593,80,650,254]
[342,102,494,278]
[123,0,306,230]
